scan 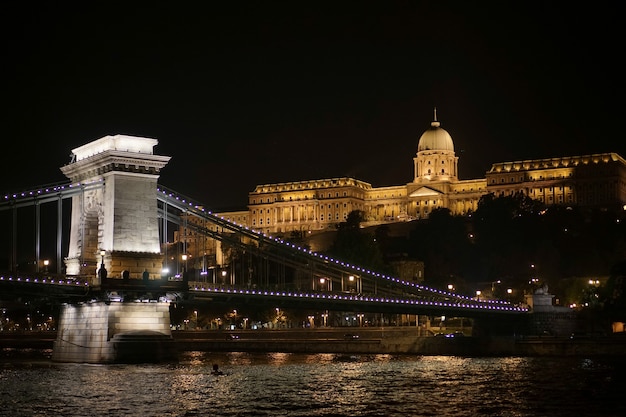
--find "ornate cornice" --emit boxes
[60,150,171,182]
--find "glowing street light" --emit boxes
[98,250,107,279]
[347,275,361,294]
[181,254,188,274]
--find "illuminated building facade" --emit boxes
[243,113,626,235]
[245,113,489,234]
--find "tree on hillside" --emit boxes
[406,207,474,289]
[471,192,545,287]
[326,210,387,273]
[600,260,626,323]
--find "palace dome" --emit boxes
[418,119,454,152]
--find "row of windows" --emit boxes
[252,202,351,216]
[251,191,358,205]
[490,186,574,194]
[489,172,576,184]
[251,211,349,226]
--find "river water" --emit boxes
[1,349,625,417]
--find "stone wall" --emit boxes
[52,302,171,363]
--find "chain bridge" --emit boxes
[0,135,528,362]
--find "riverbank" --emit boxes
[2,328,625,357]
[172,328,626,356]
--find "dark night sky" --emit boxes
[2,2,624,211]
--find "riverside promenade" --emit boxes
[2,328,625,357]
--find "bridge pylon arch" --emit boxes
[60,135,171,281]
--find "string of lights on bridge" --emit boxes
[0,275,89,287]
[188,286,527,313]
[2,179,103,201]
[0,271,526,313]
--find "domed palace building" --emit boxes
[215,111,626,236]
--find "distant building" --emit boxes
[242,111,626,235]
[177,111,626,270]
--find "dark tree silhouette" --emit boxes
[327,210,387,273]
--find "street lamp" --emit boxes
[194,310,198,330]
[43,259,49,274]
[99,250,107,279]
[348,275,361,294]
[476,290,482,301]
[357,313,364,327]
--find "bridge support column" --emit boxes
[60,135,170,280]
[52,301,176,363]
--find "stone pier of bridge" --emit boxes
[52,301,176,363]
[53,135,176,363]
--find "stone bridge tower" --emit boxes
[60,135,170,280]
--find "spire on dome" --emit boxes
[431,107,440,127]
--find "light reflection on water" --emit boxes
[0,350,625,417]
